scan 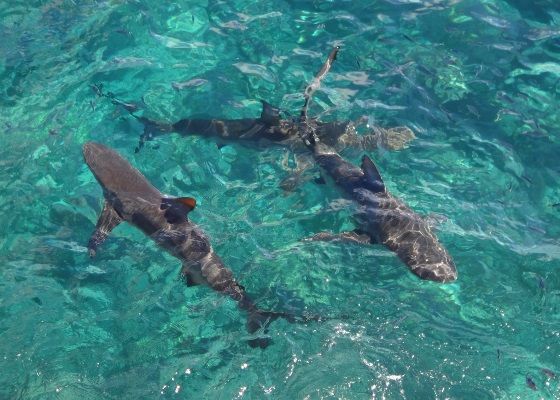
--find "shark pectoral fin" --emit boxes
[302,230,372,245]
[260,100,281,126]
[361,155,385,193]
[87,202,122,257]
[160,197,196,224]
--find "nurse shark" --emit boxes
[83,141,315,347]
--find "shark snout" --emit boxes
[413,261,457,283]
[83,142,120,172]
[83,141,106,163]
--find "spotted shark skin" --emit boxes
[83,141,296,347]
[301,134,457,283]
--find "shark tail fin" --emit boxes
[88,202,122,257]
[245,307,328,348]
[238,293,329,348]
[246,309,285,348]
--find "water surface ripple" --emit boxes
[1,0,559,398]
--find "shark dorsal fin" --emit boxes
[260,100,281,126]
[174,197,196,211]
[361,155,385,193]
[161,197,196,224]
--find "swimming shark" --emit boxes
[90,85,415,155]
[299,130,457,283]
[83,141,306,347]
[284,46,457,282]
[132,101,414,153]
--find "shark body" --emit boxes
[302,133,457,283]
[83,141,293,346]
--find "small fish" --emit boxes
[526,375,537,391]
[496,349,502,361]
[541,368,556,379]
[551,203,560,208]
[90,100,96,111]
[356,57,361,69]
[31,297,42,306]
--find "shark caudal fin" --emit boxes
[246,309,285,348]
[246,307,326,348]
[88,201,122,257]
[360,155,386,193]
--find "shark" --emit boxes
[299,130,457,283]
[90,79,416,156]
[131,101,415,154]
[293,46,457,283]
[83,141,310,347]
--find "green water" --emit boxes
[1,0,560,398]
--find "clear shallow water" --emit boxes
[1,0,560,398]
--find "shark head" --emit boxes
[411,258,458,283]
[83,141,108,166]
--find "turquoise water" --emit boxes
[1,0,560,398]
